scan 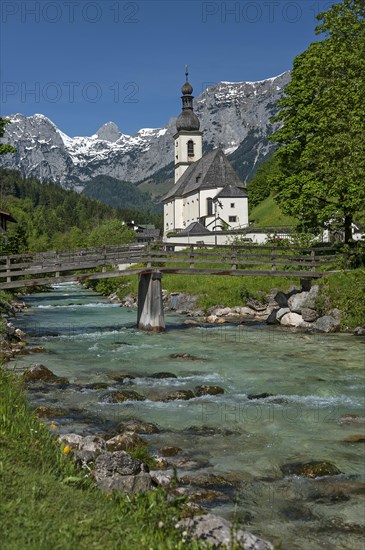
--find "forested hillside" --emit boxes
[82,175,162,214]
[0,168,137,253]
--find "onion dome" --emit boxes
[176,65,200,132]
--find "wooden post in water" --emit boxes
[137,271,165,332]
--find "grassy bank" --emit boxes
[87,268,365,329]
[0,368,200,550]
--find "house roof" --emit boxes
[178,221,211,236]
[215,183,247,199]
[0,210,17,223]
[162,148,245,202]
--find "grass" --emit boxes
[249,195,297,228]
[0,368,203,550]
[88,272,300,313]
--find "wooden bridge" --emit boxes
[0,242,337,331]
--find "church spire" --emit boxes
[176,65,200,132]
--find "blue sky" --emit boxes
[1,0,333,136]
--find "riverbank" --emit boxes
[103,269,365,335]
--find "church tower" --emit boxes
[174,66,203,183]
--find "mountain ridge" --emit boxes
[0,71,290,190]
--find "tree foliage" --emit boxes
[0,168,136,253]
[0,118,16,155]
[270,0,365,242]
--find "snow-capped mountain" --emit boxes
[0,71,290,190]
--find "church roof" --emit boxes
[215,183,248,198]
[178,221,211,236]
[163,148,245,202]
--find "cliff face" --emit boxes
[0,72,290,189]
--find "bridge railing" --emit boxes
[0,242,339,289]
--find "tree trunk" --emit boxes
[344,214,353,243]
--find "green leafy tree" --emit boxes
[87,219,136,247]
[0,118,16,155]
[270,0,365,242]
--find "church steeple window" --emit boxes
[187,140,194,157]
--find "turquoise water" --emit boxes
[12,283,365,549]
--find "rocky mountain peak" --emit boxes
[96,122,123,143]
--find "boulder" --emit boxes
[206,315,218,323]
[102,390,145,403]
[288,285,320,313]
[301,308,318,322]
[328,308,342,321]
[235,306,255,316]
[118,420,160,434]
[343,434,365,443]
[106,433,145,451]
[213,307,233,317]
[94,451,147,480]
[163,390,195,401]
[246,298,267,312]
[58,433,84,448]
[96,472,153,494]
[354,326,365,336]
[108,371,136,382]
[247,393,274,400]
[35,406,66,418]
[281,460,342,478]
[194,385,224,396]
[149,469,175,487]
[14,328,27,339]
[276,307,290,321]
[314,316,340,333]
[80,435,106,453]
[176,513,274,550]
[280,312,305,327]
[23,364,55,382]
[159,446,182,457]
[266,308,279,325]
[274,291,289,308]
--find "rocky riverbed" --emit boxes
[1,283,364,550]
[113,284,365,335]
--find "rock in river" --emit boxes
[150,372,177,379]
[102,390,145,403]
[118,419,160,434]
[281,460,342,478]
[176,513,274,549]
[106,433,146,452]
[194,385,224,396]
[163,390,195,401]
[23,364,55,381]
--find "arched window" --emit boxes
[187,140,194,157]
[207,197,213,216]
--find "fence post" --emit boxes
[146,244,151,268]
[271,249,276,271]
[190,245,195,269]
[6,256,11,283]
[102,245,107,273]
[231,251,237,270]
[311,249,316,271]
[55,251,60,278]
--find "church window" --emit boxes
[230,203,235,208]
[207,197,213,216]
[229,216,237,222]
[187,140,194,157]
[196,175,201,183]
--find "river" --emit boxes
[12,282,365,549]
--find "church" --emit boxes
[163,69,249,241]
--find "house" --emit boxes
[163,68,248,241]
[0,210,17,233]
